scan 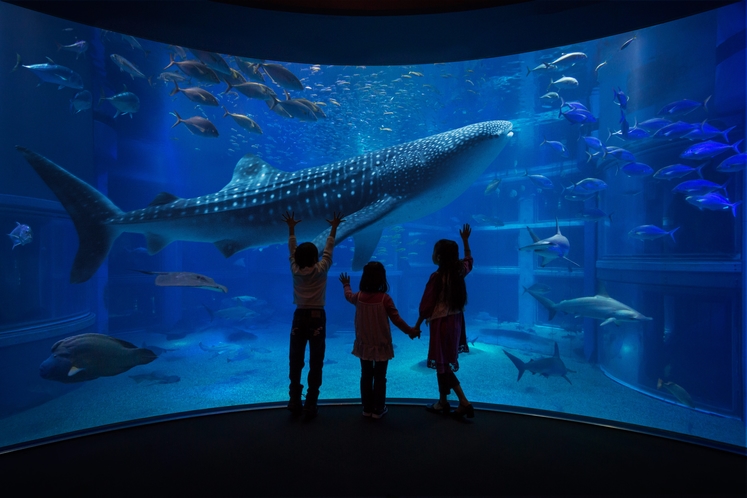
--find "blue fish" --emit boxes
[672,179,728,196]
[680,140,742,160]
[16,120,514,282]
[577,208,612,223]
[98,90,140,119]
[562,109,596,124]
[653,163,704,181]
[613,87,628,109]
[683,121,736,142]
[569,178,607,195]
[581,136,607,156]
[12,53,83,90]
[652,121,697,139]
[627,225,679,242]
[540,137,570,158]
[524,172,555,190]
[657,95,710,116]
[637,118,671,133]
[716,153,747,173]
[70,90,92,114]
[621,162,653,177]
[8,222,33,249]
[685,193,742,217]
[605,147,636,162]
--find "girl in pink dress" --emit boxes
[415,224,474,420]
[340,262,418,419]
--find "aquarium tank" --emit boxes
[0,1,744,452]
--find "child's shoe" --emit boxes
[362,408,373,417]
[303,401,318,420]
[371,406,388,419]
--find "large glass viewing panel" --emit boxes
[0,1,744,451]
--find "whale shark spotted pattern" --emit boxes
[16,120,513,283]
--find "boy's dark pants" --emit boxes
[289,308,326,405]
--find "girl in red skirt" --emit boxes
[415,224,474,419]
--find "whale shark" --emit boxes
[16,120,513,283]
[523,283,652,327]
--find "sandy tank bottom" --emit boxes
[1,319,744,449]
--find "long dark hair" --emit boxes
[359,261,389,293]
[433,239,467,310]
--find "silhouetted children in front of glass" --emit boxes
[339,262,419,419]
[282,210,344,420]
[415,223,475,420]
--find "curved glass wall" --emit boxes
[0,1,744,451]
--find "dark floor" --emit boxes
[1,402,745,497]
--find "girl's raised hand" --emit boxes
[282,211,301,228]
[460,223,471,241]
[339,272,350,285]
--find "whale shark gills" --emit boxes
[16,120,513,283]
[502,342,575,384]
[523,281,652,326]
[520,217,579,268]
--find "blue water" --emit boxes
[0,2,744,450]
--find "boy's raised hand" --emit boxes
[326,211,345,228]
[339,272,350,285]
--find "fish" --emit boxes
[680,140,742,160]
[189,48,232,76]
[267,96,317,121]
[657,95,711,116]
[121,34,150,57]
[577,208,612,223]
[526,62,557,76]
[134,270,228,292]
[141,342,177,356]
[594,61,608,73]
[547,75,578,91]
[129,370,180,384]
[261,63,304,91]
[685,193,742,217]
[222,107,262,134]
[171,111,219,138]
[580,136,607,156]
[503,342,575,384]
[98,89,140,118]
[522,283,551,294]
[70,90,92,113]
[567,178,607,195]
[523,283,652,327]
[620,162,653,177]
[199,342,241,354]
[15,120,513,282]
[484,178,501,195]
[540,137,569,158]
[8,222,33,249]
[682,121,736,142]
[549,52,587,69]
[471,214,504,227]
[235,58,265,82]
[620,35,637,50]
[637,118,671,133]
[225,81,278,102]
[613,87,628,109]
[110,54,147,80]
[56,40,88,59]
[652,121,697,140]
[12,54,83,89]
[653,163,704,181]
[672,179,728,196]
[627,225,679,242]
[540,92,560,100]
[163,55,220,85]
[157,71,190,84]
[716,153,747,173]
[39,333,157,383]
[525,172,554,190]
[519,217,579,267]
[657,378,694,408]
[170,82,220,106]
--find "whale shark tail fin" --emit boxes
[16,146,124,283]
[503,350,527,381]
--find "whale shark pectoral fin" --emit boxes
[146,233,172,254]
[351,229,384,270]
[214,239,250,258]
[68,365,85,376]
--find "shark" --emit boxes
[503,342,575,384]
[519,217,579,267]
[523,283,652,327]
[134,270,228,293]
[16,120,513,283]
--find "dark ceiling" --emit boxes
[3,0,739,64]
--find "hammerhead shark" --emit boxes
[523,283,652,327]
[503,342,575,384]
[16,120,513,283]
[519,217,579,267]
